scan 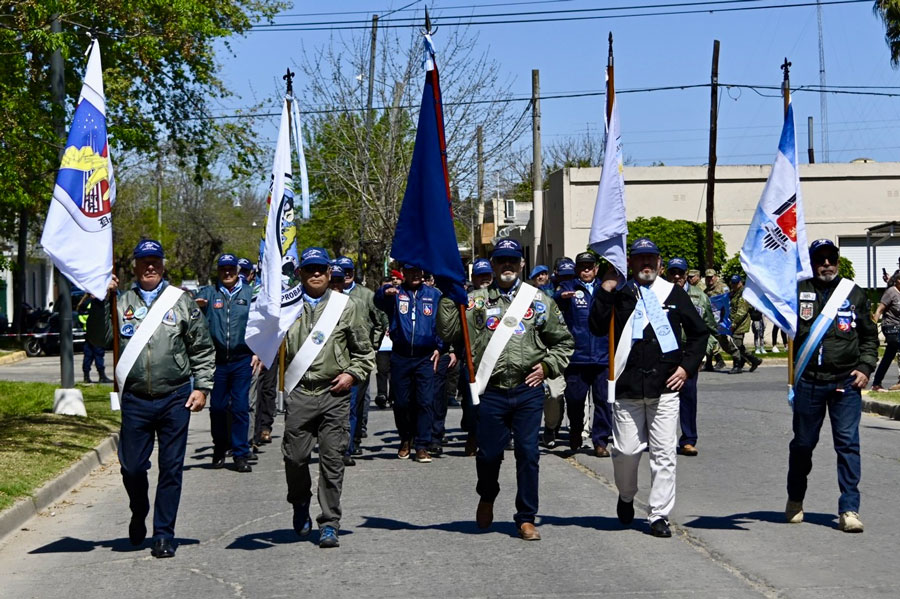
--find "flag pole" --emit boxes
[606,33,616,386]
[276,67,296,415]
[781,57,794,396]
[424,10,477,391]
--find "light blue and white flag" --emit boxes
[289,99,311,220]
[739,103,812,339]
[245,98,305,369]
[589,89,627,276]
[41,39,116,299]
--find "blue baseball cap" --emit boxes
[667,257,688,272]
[473,258,492,275]
[529,265,549,279]
[330,263,345,279]
[809,238,838,257]
[237,258,253,271]
[133,239,164,259]
[629,237,660,256]
[557,259,575,276]
[217,254,238,268]
[729,274,742,285]
[491,238,523,259]
[299,247,331,268]
[336,256,355,271]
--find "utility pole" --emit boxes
[816,0,829,162]
[475,125,484,268]
[531,69,543,266]
[808,116,816,164]
[360,14,378,284]
[705,40,720,270]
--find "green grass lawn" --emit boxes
[0,381,120,512]
[868,391,900,404]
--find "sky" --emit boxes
[215,0,900,174]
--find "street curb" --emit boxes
[0,351,26,366]
[0,432,119,543]
[863,396,900,420]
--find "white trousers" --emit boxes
[611,392,679,523]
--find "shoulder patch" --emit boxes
[190,307,202,320]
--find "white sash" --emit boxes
[469,282,538,404]
[283,291,350,395]
[608,278,674,403]
[793,278,855,387]
[114,285,184,393]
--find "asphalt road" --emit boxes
[0,356,96,385]
[1,366,899,598]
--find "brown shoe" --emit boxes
[397,441,411,459]
[464,435,478,457]
[594,445,610,458]
[517,522,541,541]
[476,501,494,529]
[890,383,900,391]
[259,429,272,444]
[680,444,698,456]
[414,448,432,463]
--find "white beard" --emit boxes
[816,272,836,283]
[635,271,657,284]
[499,272,517,284]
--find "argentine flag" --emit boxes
[739,103,812,339]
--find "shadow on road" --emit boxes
[681,510,837,531]
[27,536,199,554]
[226,527,353,550]
[358,513,625,537]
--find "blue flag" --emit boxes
[390,35,467,305]
[708,291,731,336]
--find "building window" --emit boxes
[504,199,516,222]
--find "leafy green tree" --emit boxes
[626,217,727,272]
[875,1,900,66]
[721,252,855,282]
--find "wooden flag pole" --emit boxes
[782,57,795,393]
[607,32,617,385]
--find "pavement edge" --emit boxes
[863,396,900,420]
[0,432,119,542]
[0,351,26,366]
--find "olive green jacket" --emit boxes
[437,281,574,390]
[704,280,728,297]
[730,285,751,335]
[87,282,215,396]
[284,290,375,396]
[346,282,387,347]
[685,282,718,353]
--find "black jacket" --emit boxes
[795,276,878,382]
[589,278,709,400]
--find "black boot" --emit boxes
[748,354,763,372]
[98,369,113,384]
[714,353,727,370]
[83,373,92,384]
[728,359,743,374]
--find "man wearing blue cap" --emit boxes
[374,263,443,462]
[438,238,573,541]
[237,258,255,285]
[281,246,375,548]
[529,265,553,294]
[727,274,762,374]
[786,239,877,533]
[666,258,718,457]
[589,237,709,538]
[472,258,493,290]
[541,257,576,448]
[554,251,612,457]
[87,239,215,558]
[196,254,259,472]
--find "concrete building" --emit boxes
[0,246,55,328]
[514,161,900,287]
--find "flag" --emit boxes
[245,98,305,368]
[40,39,115,299]
[589,87,628,276]
[708,291,732,336]
[289,100,311,220]
[739,103,812,338]
[389,35,467,305]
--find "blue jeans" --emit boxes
[391,353,435,450]
[787,376,862,514]
[563,364,611,449]
[210,355,253,459]
[476,383,544,525]
[679,375,698,447]
[119,383,192,541]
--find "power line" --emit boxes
[274,0,575,19]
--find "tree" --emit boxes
[627,217,727,271]
[721,251,855,281]
[875,1,900,66]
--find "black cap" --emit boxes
[575,251,597,264]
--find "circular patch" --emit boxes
[120,323,135,338]
[575,290,585,299]
[485,316,500,331]
[475,297,485,309]
[467,298,476,311]
[311,330,325,345]
[840,299,850,309]
[523,307,534,320]
[658,325,672,336]
[134,306,148,319]
[502,316,518,328]
[534,301,546,313]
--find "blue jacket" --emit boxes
[196,281,254,364]
[554,278,609,366]
[374,283,442,356]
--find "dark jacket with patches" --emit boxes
[196,282,254,364]
[374,283,442,356]
[553,279,608,366]
[795,276,879,382]
[589,278,709,400]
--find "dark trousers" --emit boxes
[346,381,369,455]
[391,353,435,449]
[282,389,350,530]
[563,364,611,449]
[476,383,544,525]
[82,341,105,375]
[458,362,478,436]
[254,365,277,441]
[787,376,862,514]
[679,375,698,447]
[872,332,899,387]
[119,384,192,541]
[210,355,253,459]
[432,353,452,443]
[375,351,391,399]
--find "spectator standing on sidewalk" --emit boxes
[872,272,900,392]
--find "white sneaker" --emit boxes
[838,511,864,533]
[785,500,804,523]
[772,346,780,353]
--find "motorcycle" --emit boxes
[24,311,86,357]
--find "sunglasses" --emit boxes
[301,264,329,275]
